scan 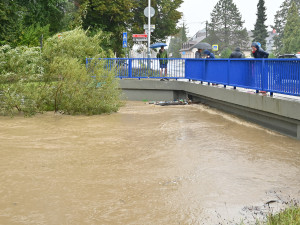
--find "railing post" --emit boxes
[203,59,206,85]
[184,59,187,78]
[262,58,265,92]
[226,59,230,88]
[128,58,132,78]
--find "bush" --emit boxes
[266,207,300,224]
[0,45,44,83]
[18,23,50,47]
[45,57,122,115]
[268,53,277,58]
[0,28,122,116]
[220,48,232,58]
[42,27,113,64]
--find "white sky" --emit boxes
[178,0,284,37]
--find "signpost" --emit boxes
[143,24,155,30]
[132,34,148,42]
[144,24,155,34]
[144,7,155,17]
[212,45,218,51]
[144,2,155,59]
[122,32,127,48]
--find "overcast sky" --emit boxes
[178,0,284,37]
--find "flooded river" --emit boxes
[0,102,299,225]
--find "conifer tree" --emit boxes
[252,0,268,50]
[283,1,300,53]
[272,0,300,54]
[168,23,188,58]
[207,0,248,51]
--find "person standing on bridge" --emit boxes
[195,48,203,58]
[157,46,168,78]
[251,42,269,58]
[203,50,215,59]
[229,47,245,58]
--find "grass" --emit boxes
[265,207,300,225]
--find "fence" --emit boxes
[86,58,300,96]
[86,58,185,79]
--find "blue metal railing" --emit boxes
[185,58,300,96]
[86,58,185,79]
[86,58,300,96]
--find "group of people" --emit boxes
[194,42,269,59]
[156,42,269,77]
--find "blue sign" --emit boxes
[123,32,127,40]
[212,45,218,51]
[123,41,127,48]
[123,32,127,48]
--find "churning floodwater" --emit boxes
[0,101,299,225]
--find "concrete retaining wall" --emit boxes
[120,79,300,140]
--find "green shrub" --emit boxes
[266,207,300,225]
[268,53,277,58]
[0,45,43,83]
[42,27,113,64]
[45,57,122,115]
[0,28,122,116]
[19,23,50,47]
[220,48,232,58]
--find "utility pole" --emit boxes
[206,21,208,38]
[147,0,151,58]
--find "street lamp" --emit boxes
[147,0,151,58]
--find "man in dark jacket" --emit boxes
[195,48,203,58]
[203,50,215,59]
[251,42,269,58]
[229,47,244,58]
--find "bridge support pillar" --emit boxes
[297,124,300,140]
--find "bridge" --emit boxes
[87,58,300,139]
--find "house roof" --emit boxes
[180,29,207,52]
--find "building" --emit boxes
[179,29,276,58]
[179,29,207,58]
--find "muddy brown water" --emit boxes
[0,102,299,225]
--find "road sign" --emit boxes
[144,7,155,17]
[123,32,127,40]
[133,38,147,42]
[143,24,155,30]
[132,34,147,38]
[212,45,218,51]
[145,29,154,34]
[123,32,127,48]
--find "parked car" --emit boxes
[278,53,300,58]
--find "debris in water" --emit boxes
[150,99,191,106]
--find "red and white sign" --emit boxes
[132,34,148,38]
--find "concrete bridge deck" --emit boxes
[120,79,300,140]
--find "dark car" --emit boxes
[278,53,300,58]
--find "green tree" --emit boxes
[207,0,248,51]
[252,0,268,50]
[16,0,69,34]
[79,0,135,56]
[0,0,22,46]
[272,0,300,54]
[168,23,188,58]
[79,0,183,56]
[283,1,300,53]
[18,23,50,47]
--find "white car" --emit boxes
[278,53,300,58]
